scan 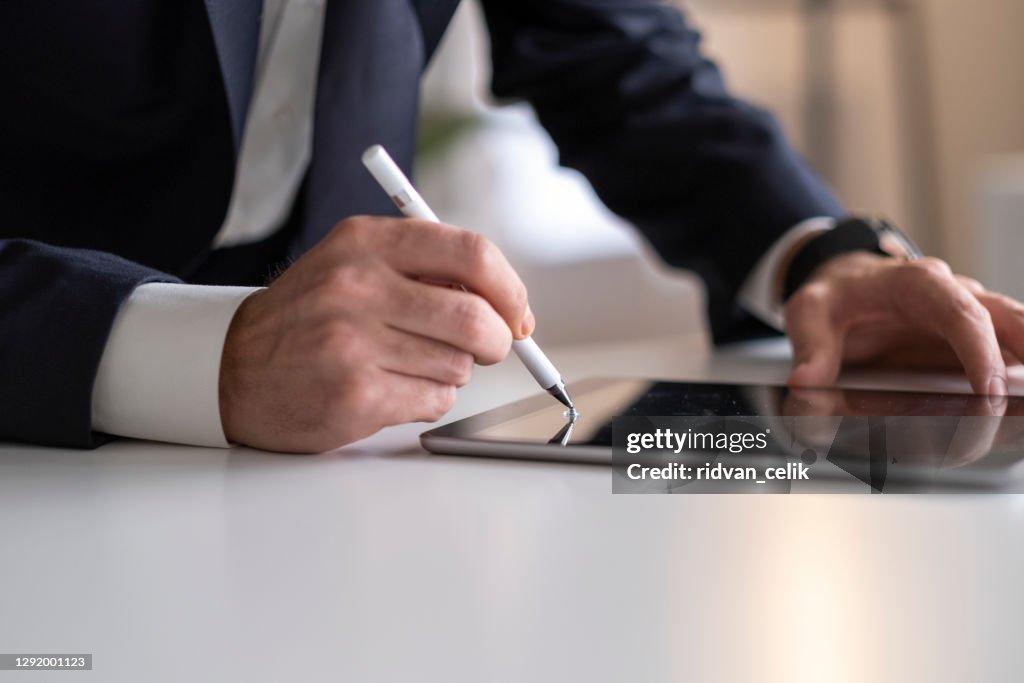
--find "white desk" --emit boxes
[3,334,1024,682]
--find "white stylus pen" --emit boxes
[361,145,576,413]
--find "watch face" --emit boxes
[874,219,924,260]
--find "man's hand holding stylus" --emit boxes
[218,216,534,453]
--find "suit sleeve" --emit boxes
[478,0,846,341]
[0,239,179,447]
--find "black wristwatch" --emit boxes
[782,216,923,301]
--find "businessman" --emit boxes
[2,0,1021,452]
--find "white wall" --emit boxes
[921,0,1024,274]
[688,0,1024,274]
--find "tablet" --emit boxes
[420,378,1024,486]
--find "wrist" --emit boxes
[218,289,269,444]
[803,249,891,284]
[775,231,825,302]
[783,216,911,300]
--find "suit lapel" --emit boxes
[203,0,263,149]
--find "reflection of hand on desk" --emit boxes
[780,384,1024,469]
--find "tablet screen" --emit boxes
[466,378,1024,445]
[423,379,1024,481]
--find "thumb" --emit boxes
[785,295,843,387]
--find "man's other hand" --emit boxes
[786,252,1024,396]
[218,216,534,453]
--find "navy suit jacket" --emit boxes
[0,0,844,447]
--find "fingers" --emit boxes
[330,217,534,339]
[975,290,1024,368]
[379,268,513,365]
[956,275,985,294]
[784,284,844,387]
[784,254,1014,397]
[375,372,458,426]
[943,416,1004,468]
[958,277,1021,365]
[782,386,846,416]
[375,326,475,387]
[320,366,458,439]
[891,260,1007,396]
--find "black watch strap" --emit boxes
[782,217,889,301]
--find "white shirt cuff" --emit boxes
[737,217,837,331]
[91,283,261,447]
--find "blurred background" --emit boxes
[415,0,1024,346]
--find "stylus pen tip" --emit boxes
[547,382,575,412]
